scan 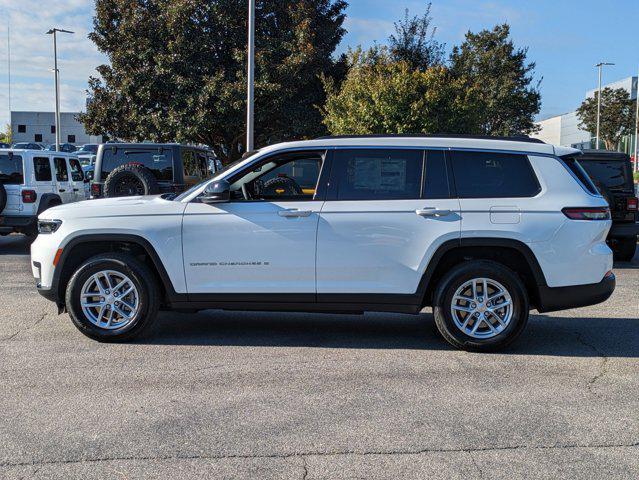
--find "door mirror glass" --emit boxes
[201,180,230,204]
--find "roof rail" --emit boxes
[314,134,546,144]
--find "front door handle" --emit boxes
[416,208,452,217]
[58,189,66,193]
[278,209,312,218]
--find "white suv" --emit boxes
[0,149,87,238]
[31,136,615,351]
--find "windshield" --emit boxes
[579,160,632,191]
[78,144,98,153]
[173,156,250,201]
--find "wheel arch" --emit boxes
[54,233,179,307]
[37,193,63,214]
[418,238,547,309]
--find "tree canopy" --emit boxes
[80,0,347,162]
[576,87,636,150]
[322,21,541,137]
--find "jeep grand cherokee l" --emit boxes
[31,136,615,351]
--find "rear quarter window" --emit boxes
[451,151,541,198]
[0,154,24,184]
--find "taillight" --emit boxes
[562,207,611,220]
[627,197,638,211]
[90,183,102,197]
[22,189,37,203]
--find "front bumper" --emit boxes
[536,272,616,313]
[609,222,639,238]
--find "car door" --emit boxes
[67,157,88,201]
[182,150,327,296]
[316,148,461,297]
[53,157,74,203]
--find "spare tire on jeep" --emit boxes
[0,182,6,213]
[103,163,160,198]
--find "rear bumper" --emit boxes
[536,272,616,313]
[609,222,639,238]
[0,215,37,233]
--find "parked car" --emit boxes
[90,143,218,198]
[0,142,10,149]
[12,142,44,150]
[32,135,615,350]
[577,150,638,261]
[47,143,77,153]
[0,149,87,238]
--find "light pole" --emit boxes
[246,0,255,152]
[595,62,614,150]
[46,28,73,152]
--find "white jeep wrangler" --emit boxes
[31,136,615,351]
[0,149,87,238]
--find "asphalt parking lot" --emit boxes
[0,234,637,479]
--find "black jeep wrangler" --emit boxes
[91,143,221,198]
[578,150,638,261]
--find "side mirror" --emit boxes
[201,180,230,204]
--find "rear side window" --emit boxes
[34,157,52,181]
[69,158,84,181]
[451,151,540,198]
[182,150,209,181]
[562,156,599,195]
[423,150,450,199]
[101,148,173,181]
[0,154,24,184]
[334,149,423,200]
[54,158,69,181]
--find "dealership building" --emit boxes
[10,111,104,146]
[532,76,638,155]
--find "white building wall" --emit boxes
[10,111,103,146]
[532,115,562,145]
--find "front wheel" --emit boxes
[65,253,160,342]
[432,260,529,352]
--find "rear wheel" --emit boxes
[65,253,160,342]
[433,260,529,352]
[614,236,637,262]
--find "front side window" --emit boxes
[451,151,541,198]
[69,158,84,181]
[334,149,423,200]
[0,154,24,184]
[54,157,69,182]
[33,157,52,182]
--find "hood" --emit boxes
[40,195,187,220]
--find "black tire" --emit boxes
[261,176,303,196]
[614,236,637,262]
[0,182,6,213]
[432,260,529,352]
[103,163,160,198]
[65,253,160,342]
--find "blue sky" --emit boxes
[0,0,638,129]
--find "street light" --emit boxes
[246,0,255,152]
[46,28,73,152]
[595,62,614,150]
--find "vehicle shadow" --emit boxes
[0,234,31,255]
[140,310,639,358]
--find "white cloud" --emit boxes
[0,0,106,126]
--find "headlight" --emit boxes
[38,219,62,234]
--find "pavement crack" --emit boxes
[2,441,637,468]
[301,455,308,480]
[467,450,483,478]
[4,311,48,341]
[575,332,609,393]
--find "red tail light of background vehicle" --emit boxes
[90,183,102,197]
[627,197,638,211]
[562,207,611,220]
[21,190,37,203]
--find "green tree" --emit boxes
[0,124,11,144]
[321,48,469,135]
[576,87,635,150]
[80,0,347,162]
[388,3,445,71]
[449,24,541,135]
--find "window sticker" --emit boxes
[352,157,406,191]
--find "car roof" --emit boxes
[99,142,211,150]
[579,150,630,161]
[0,148,78,157]
[256,136,575,157]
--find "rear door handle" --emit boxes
[73,188,79,192]
[58,189,66,192]
[278,209,312,218]
[416,208,452,217]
